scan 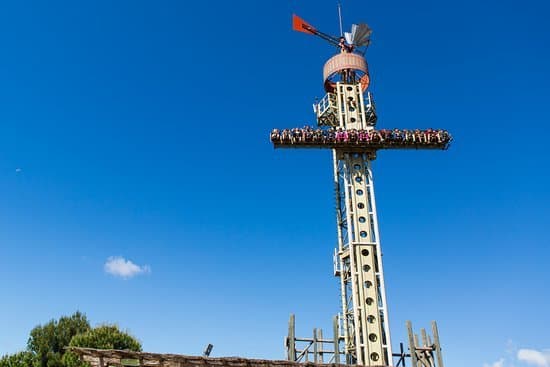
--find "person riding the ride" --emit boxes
[314,128,324,143]
[281,129,291,143]
[336,128,346,142]
[426,128,436,143]
[270,129,280,143]
[292,128,302,143]
[413,129,421,143]
[303,126,313,142]
[358,129,369,143]
[327,129,336,143]
[371,130,381,143]
[402,129,410,143]
[348,129,358,143]
[392,128,402,143]
[438,130,449,143]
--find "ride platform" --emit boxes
[270,128,452,151]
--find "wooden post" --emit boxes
[288,314,296,361]
[333,315,340,364]
[406,321,418,367]
[313,328,318,363]
[431,321,444,367]
[318,329,324,363]
[420,329,428,348]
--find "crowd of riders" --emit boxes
[270,126,451,146]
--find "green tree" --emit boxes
[2,312,141,367]
[69,325,141,351]
[0,352,34,367]
[27,312,91,367]
[63,325,141,367]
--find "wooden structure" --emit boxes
[68,348,389,367]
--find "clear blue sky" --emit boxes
[1,1,549,367]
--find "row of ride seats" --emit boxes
[270,127,452,145]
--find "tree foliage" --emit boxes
[28,312,91,367]
[69,325,141,351]
[63,325,141,367]
[3,312,141,367]
[0,352,34,367]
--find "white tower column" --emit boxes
[334,151,392,366]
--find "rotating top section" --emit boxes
[323,53,369,93]
[292,14,372,93]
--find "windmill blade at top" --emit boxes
[292,14,317,35]
[344,23,372,47]
[292,14,341,47]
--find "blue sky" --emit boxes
[0,1,549,367]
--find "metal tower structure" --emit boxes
[270,15,451,367]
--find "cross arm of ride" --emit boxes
[270,127,452,150]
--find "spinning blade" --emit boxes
[344,23,372,47]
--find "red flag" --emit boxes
[292,14,316,35]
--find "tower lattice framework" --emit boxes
[330,79,392,366]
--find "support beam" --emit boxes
[287,314,296,361]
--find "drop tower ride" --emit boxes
[270,15,451,367]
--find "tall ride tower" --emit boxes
[270,15,451,367]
